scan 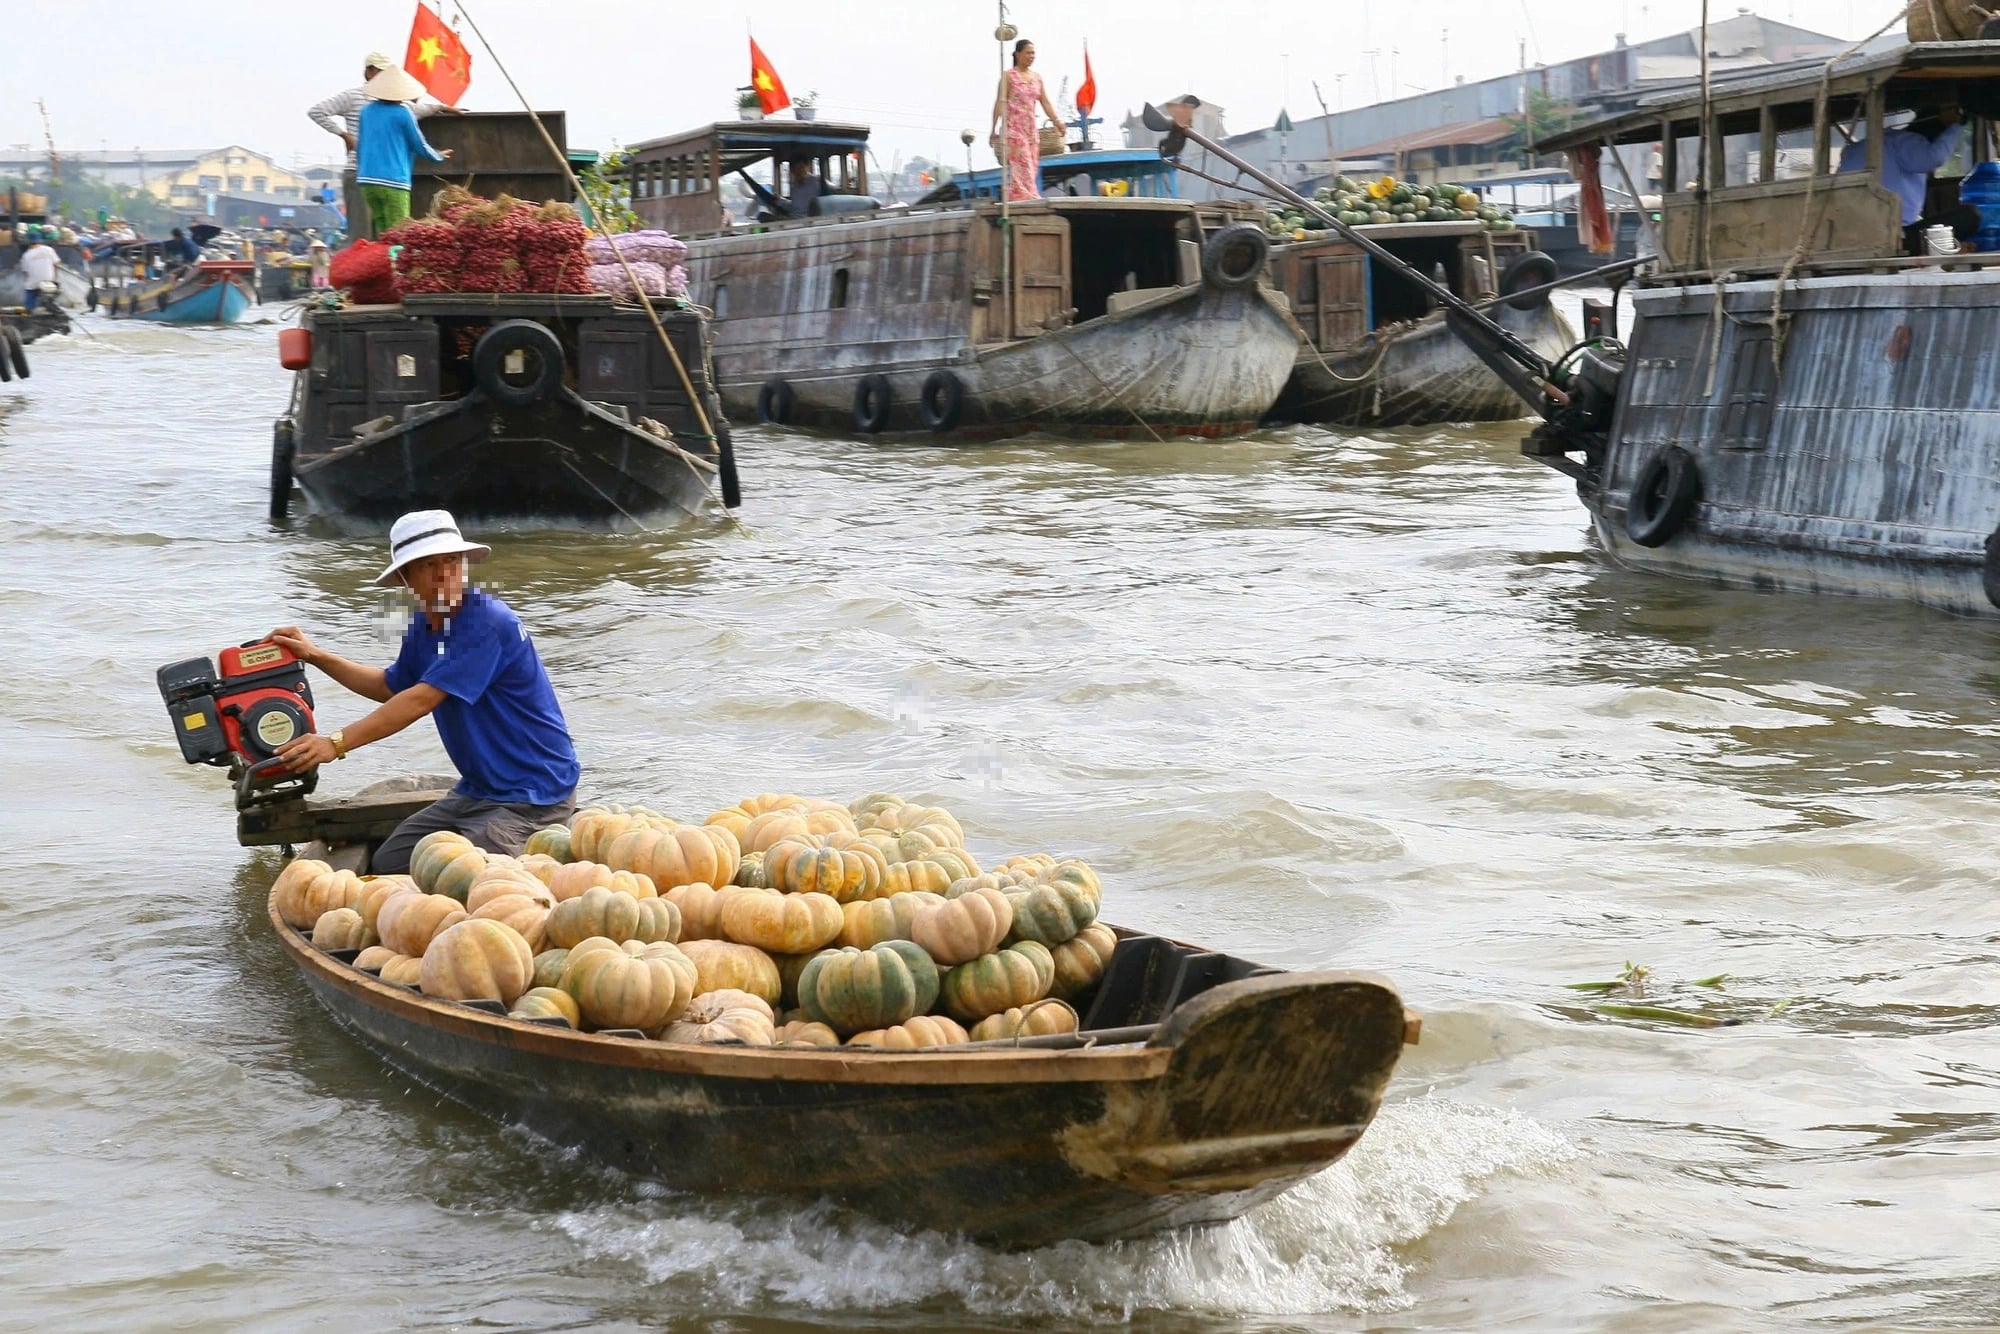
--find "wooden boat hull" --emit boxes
[289,389,719,523]
[104,264,255,325]
[1575,273,2000,618]
[1271,299,1576,427]
[269,891,1410,1247]
[0,307,70,346]
[721,281,1298,439]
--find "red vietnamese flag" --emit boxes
[1076,44,1097,116]
[405,3,472,106]
[749,36,790,115]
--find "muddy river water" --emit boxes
[5,309,2000,1330]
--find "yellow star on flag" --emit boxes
[416,34,442,68]
[754,70,773,91]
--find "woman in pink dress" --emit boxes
[988,39,1064,201]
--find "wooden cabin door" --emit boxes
[1010,217,1071,338]
[1314,254,1368,349]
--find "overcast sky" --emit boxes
[1,0,1909,174]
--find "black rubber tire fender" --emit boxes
[710,392,741,508]
[1982,527,2000,610]
[86,285,98,312]
[1200,222,1269,290]
[5,326,27,381]
[0,332,13,383]
[471,319,565,407]
[270,418,297,522]
[1625,444,1701,548]
[853,373,893,433]
[919,369,965,432]
[756,378,795,425]
[1500,250,1561,310]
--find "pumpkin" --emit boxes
[969,999,1079,1043]
[1005,878,1099,946]
[664,882,739,941]
[775,951,818,1008]
[523,824,573,862]
[857,802,964,848]
[531,947,571,990]
[568,806,672,863]
[732,851,770,888]
[471,892,554,951]
[546,860,658,902]
[763,833,887,902]
[1037,859,1103,906]
[354,945,399,972]
[429,847,495,903]
[941,939,1054,1021]
[544,885,681,949]
[910,886,1012,966]
[660,988,777,1045]
[376,890,468,957]
[796,940,939,1035]
[518,853,563,884]
[409,830,476,889]
[272,859,364,929]
[466,875,555,915]
[704,791,807,841]
[946,869,1036,896]
[605,822,741,892]
[419,918,535,1003]
[838,891,944,948]
[736,806,855,854]
[1049,922,1118,999]
[356,875,417,930]
[561,940,696,1032]
[678,938,782,1005]
[310,907,375,952]
[508,986,580,1027]
[846,790,906,822]
[379,954,424,986]
[847,1014,969,1049]
[996,852,1058,879]
[718,888,843,954]
[775,1019,841,1048]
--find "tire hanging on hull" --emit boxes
[853,374,892,433]
[1625,445,1701,548]
[920,370,964,432]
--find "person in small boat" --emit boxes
[267,510,581,874]
[354,65,453,237]
[1836,105,1976,255]
[161,228,201,270]
[17,236,57,311]
[989,38,1064,201]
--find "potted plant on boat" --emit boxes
[737,89,763,122]
[795,91,819,123]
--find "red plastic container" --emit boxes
[277,327,312,370]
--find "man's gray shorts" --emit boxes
[371,792,576,875]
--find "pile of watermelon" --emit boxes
[1264,175,1519,237]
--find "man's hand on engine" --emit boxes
[276,732,339,773]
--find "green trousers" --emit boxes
[361,184,411,237]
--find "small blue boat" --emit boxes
[102,260,256,324]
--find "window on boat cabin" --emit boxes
[1065,210,1184,323]
[713,284,729,318]
[1368,236,1463,327]
[830,267,850,309]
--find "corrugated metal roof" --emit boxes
[1338,117,1517,158]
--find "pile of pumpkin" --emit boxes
[271,792,1117,1051]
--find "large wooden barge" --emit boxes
[247,779,1415,1247]
[1523,40,2000,618]
[624,121,1298,438]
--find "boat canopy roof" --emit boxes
[1542,41,2000,151]
[927,148,1183,204]
[626,120,871,173]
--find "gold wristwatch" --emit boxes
[331,729,348,760]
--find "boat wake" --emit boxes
[546,1096,1573,1320]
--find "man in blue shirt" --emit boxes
[1837,105,1971,255]
[267,510,580,874]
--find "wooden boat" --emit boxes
[0,304,69,348]
[249,780,1415,1247]
[101,259,256,324]
[624,121,1298,438]
[1264,222,1577,427]
[1521,40,2000,618]
[275,293,738,524]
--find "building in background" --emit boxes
[141,146,315,213]
[1133,12,1853,198]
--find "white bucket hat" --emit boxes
[376,509,490,587]
[363,50,395,72]
[364,65,428,103]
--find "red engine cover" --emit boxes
[215,643,316,762]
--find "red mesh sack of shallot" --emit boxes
[327,239,400,303]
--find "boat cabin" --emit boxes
[624,121,874,236]
[1266,220,1543,353]
[1540,40,2000,280]
[931,147,1184,202]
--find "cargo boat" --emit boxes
[624,120,1298,438]
[249,779,1414,1247]
[1519,39,2000,618]
[271,112,740,525]
[101,259,257,324]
